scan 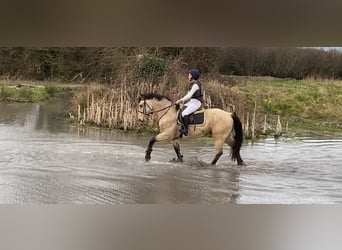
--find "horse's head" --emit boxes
[137,94,153,122]
[138,93,174,122]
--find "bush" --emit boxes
[138,56,167,82]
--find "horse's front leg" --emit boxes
[171,139,183,162]
[145,136,156,161]
[145,132,172,162]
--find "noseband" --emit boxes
[138,99,154,116]
[138,99,175,117]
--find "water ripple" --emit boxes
[1,101,342,204]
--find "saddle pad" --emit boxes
[189,112,205,125]
[177,110,205,126]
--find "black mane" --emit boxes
[139,93,179,110]
[140,93,171,102]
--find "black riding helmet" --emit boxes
[188,69,201,80]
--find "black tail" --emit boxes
[231,112,244,165]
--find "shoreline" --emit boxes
[1,78,342,135]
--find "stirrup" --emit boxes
[179,128,187,138]
[179,128,188,137]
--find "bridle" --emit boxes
[138,99,154,116]
[138,99,175,121]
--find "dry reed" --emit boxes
[71,76,287,137]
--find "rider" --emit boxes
[175,69,203,137]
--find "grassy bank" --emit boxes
[70,77,342,136]
[2,77,341,136]
[231,78,342,132]
[0,81,80,102]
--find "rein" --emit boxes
[138,100,176,122]
[139,100,175,116]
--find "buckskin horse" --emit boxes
[138,93,244,166]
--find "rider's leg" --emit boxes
[180,101,201,137]
[181,115,190,136]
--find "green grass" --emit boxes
[0,85,10,100]
[0,85,63,102]
[232,78,342,131]
[3,78,341,133]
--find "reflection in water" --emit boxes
[0,100,342,204]
[0,100,68,132]
[136,166,240,204]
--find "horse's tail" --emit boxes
[231,112,243,164]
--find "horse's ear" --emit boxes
[228,104,236,113]
[138,94,144,102]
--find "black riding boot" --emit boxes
[180,115,190,137]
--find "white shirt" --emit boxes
[180,83,200,103]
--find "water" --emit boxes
[0,100,342,204]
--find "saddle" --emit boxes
[177,107,205,126]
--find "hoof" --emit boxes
[237,161,245,166]
[145,154,151,162]
[169,158,183,163]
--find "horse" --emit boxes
[138,93,244,166]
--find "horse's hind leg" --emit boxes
[171,139,183,162]
[211,137,225,165]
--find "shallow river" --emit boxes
[1,100,341,204]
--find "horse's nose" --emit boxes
[138,118,143,122]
